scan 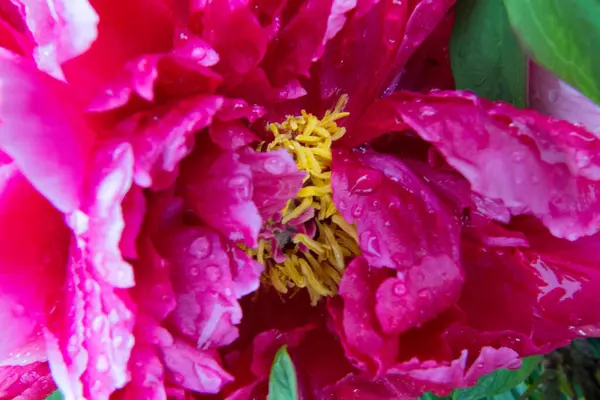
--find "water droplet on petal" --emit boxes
[190,267,200,276]
[359,231,382,257]
[190,237,212,259]
[351,205,364,217]
[172,372,185,384]
[393,283,406,296]
[419,105,437,117]
[547,89,558,103]
[228,174,252,201]
[264,156,287,175]
[92,316,105,332]
[205,265,221,282]
[350,171,383,195]
[96,355,109,372]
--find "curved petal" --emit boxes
[261,0,356,86]
[44,243,136,400]
[0,163,69,365]
[62,0,174,104]
[318,0,408,118]
[73,141,135,288]
[530,63,600,135]
[384,90,600,240]
[155,224,248,349]
[238,148,305,220]
[332,149,460,271]
[160,339,233,394]
[0,362,56,400]
[120,185,146,260]
[121,344,166,400]
[199,0,269,76]
[117,95,223,190]
[0,52,94,213]
[180,141,261,247]
[14,0,98,78]
[336,257,399,374]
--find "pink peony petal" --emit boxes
[379,90,600,240]
[0,2,35,56]
[332,149,460,271]
[119,185,146,260]
[0,362,56,400]
[215,98,264,122]
[155,225,246,349]
[180,141,261,247]
[319,0,408,118]
[0,52,94,213]
[121,344,166,400]
[337,257,399,374]
[320,372,422,400]
[117,95,223,190]
[132,237,176,322]
[382,0,456,96]
[209,97,264,151]
[73,141,135,288]
[44,242,136,400]
[530,63,600,135]
[86,34,220,112]
[238,148,306,220]
[200,0,269,76]
[13,0,99,78]
[62,0,174,105]
[226,245,264,298]
[261,0,357,86]
[161,339,233,394]
[457,235,600,352]
[209,119,260,151]
[375,255,463,334]
[0,163,69,365]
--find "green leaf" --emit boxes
[503,0,600,106]
[450,0,527,107]
[268,345,298,400]
[46,391,64,400]
[452,356,542,400]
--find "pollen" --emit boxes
[245,96,360,305]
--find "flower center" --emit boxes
[246,96,360,304]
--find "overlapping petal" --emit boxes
[0,162,69,366]
[13,0,99,78]
[366,90,600,240]
[0,53,94,213]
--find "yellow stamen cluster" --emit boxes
[247,96,360,305]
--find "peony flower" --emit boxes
[2,1,600,400]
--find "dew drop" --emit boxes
[205,265,221,282]
[547,89,558,103]
[228,174,252,201]
[264,156,287,175]
[419,105,437,117]
[172,372,185,385]
[351,205,364,217]
[360,231,382,257]
[350,171,383,195]
[189,267,200,277]
[393,283,406,296]
[96,355,109,372]
[190,237,212,259]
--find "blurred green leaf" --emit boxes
[503,0,600,105]
[268,345,298,400]
[452,356,541,400]
[46,391,63,400]
[450,0,527,107]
